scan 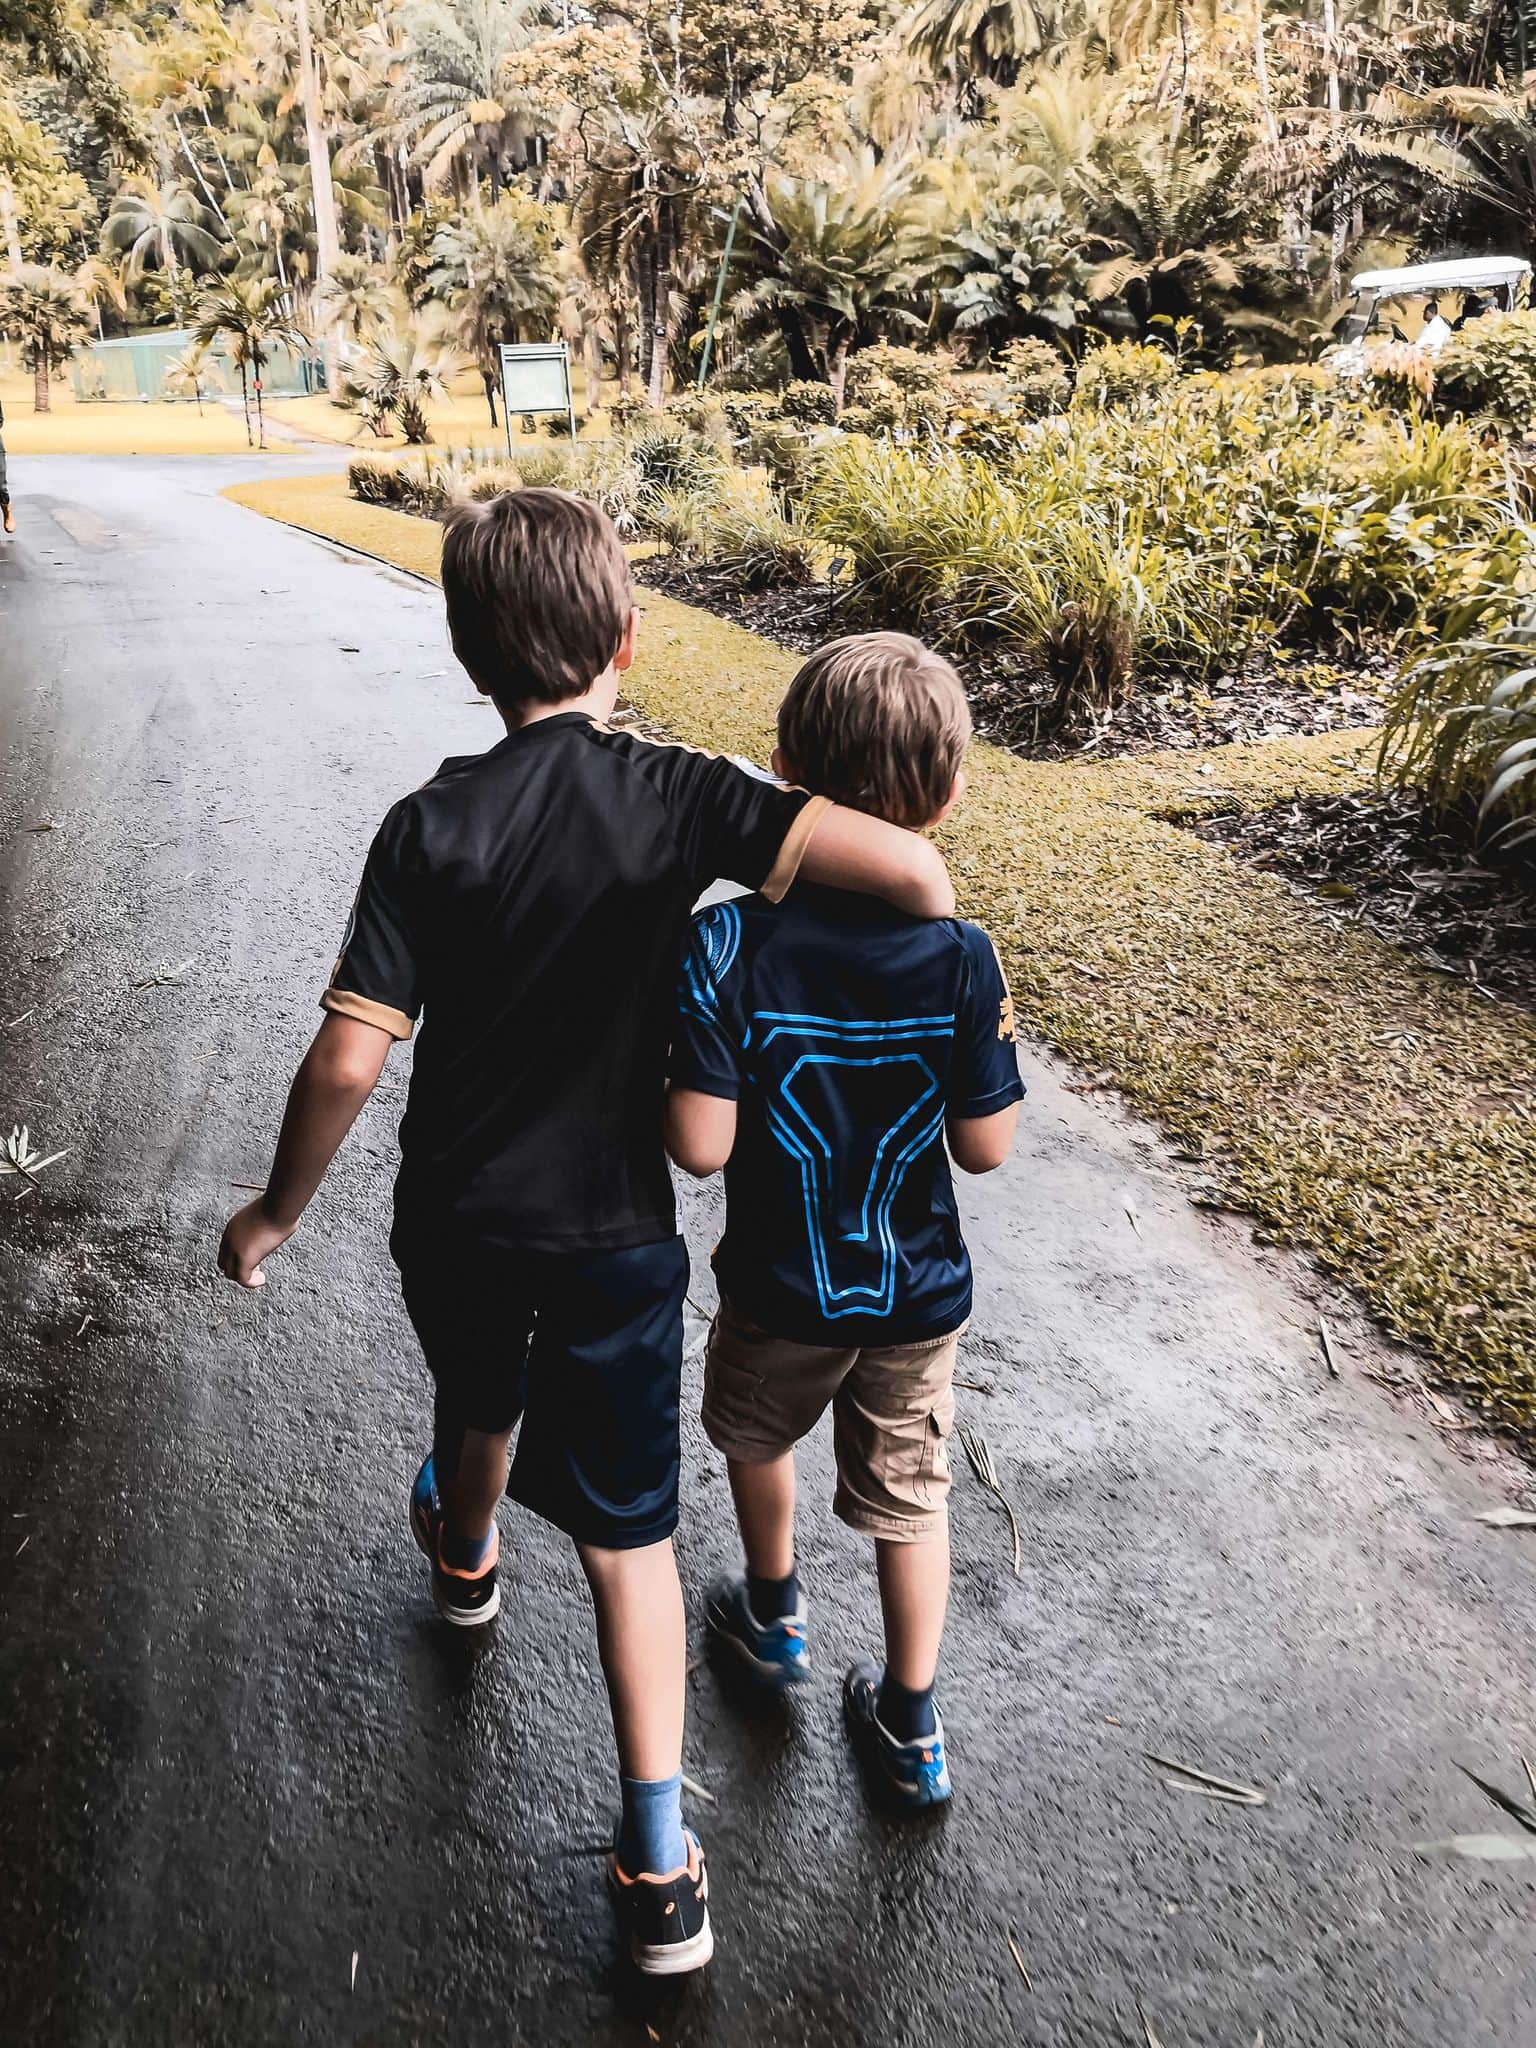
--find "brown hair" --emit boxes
[776,632,971,828]
[440,488,634,708]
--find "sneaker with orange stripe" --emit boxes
[409,1453,501,1627]
[608,1830,713,1975]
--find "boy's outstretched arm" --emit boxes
[797,805,955,919]
[217,1014,394,1289]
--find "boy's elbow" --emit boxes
[669,1141,728,1179]
[950,1137,1010,1175]
[903,840,956,920]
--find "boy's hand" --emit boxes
[218,1198,297,1289]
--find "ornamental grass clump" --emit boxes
[1381,541,1536,858]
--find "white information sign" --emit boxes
[499,342,576,453]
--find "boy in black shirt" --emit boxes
[665,633,1023,1810]
[216,490,954,1973]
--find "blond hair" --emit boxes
[776,632,971,828]
[441,487,633,709]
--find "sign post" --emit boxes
[498,341,577,458]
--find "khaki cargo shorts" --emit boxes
[701,1303,962,1542]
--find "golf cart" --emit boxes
[1326,256,1531,376]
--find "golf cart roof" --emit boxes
[1350,257,1531,296]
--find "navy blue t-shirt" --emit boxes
[669,884,1025,1346]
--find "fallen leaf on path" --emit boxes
[1318,1318,1340,1378]
[1414,1833,1536,1862]
[1456,1763,1536,1835]
[1474,1507,1536,1528]
[350,1951,358,1991]
[0,1126,69,1186]
[1124,1203,1142,1238]
[26,820,58,833]
[75,1314,91,1338]
[132,956,195,990]
[1144,1753,1267,1806]
[16,1536,29,1557]
[230,1181,266,1192]
[1524,1757,1536,1809]
[957,1425,1021,1577]
[6,1009,35,1028]
[1006,1930,1033,1991]
[954,1377,994,1395]
[680,1771,715,1805]
[1135,1998,1166,2047]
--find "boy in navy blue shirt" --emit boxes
[665,632,1023,1808]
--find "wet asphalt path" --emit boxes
[2,456,1535,2048]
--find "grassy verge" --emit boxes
[225,471,1536,1441]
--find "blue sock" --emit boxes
[877,1671,937,1743]
[617,1771,687,1876]
[747,1566,800,1627]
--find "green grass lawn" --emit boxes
[225,470,1536,1445]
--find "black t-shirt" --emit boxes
[668,886,1025,1345]
[321,713,827,1253]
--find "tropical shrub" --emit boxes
[997,335,1072,417]
[1381,550,1536,856]
[1071,339,1179,412]
[644,474,818,590]
[780,379,838,426]
[1362,340,1436,411]
[1432,311,1536,435]
[843,343,958,431]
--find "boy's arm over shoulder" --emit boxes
[664,901,749,1176]
[320,796,425,1040]
[946,919,1025,1174]
[638,740,954,917]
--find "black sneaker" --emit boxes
[409,1453,501,1627]
[843,1658,952,1808]
[609,1832,714,1976]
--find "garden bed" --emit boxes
[634,551,1392,762]
[1188,791,1536,1014]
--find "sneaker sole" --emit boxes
[631,1912,715,1977]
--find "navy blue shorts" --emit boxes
[396,1234,689,1551]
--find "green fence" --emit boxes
[69,330,326,402]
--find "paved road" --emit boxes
[2,457,1534,2048]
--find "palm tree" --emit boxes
[735,155,922,408]
[190,273,308,447]
[902,0,1068,88]
[340,319,462,442]
[0,262,93,412]
[385,0,538,206]
[102,175,224,322]
[427,193,560,421]
[1078,131,1296,351]
[315,251,399,347]
[1358,83,1536,260]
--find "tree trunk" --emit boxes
[1321,0,1345,296]
[164,231,182,323]
[828,328,852,412]
[482,364,498,425]
[238,359,253,445]
[776,306,820,382]
[294,0,342,395]
[34,349,51,413]
[174,111,231,231]
[0,169,23,273]
[583,322,603,414]
[615,304,633,395]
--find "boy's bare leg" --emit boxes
[726,1452,796,1578]
[874,1527,950,1692]
[439,1424,513,1546]
[577,1538,686,1782]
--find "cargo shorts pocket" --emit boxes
[913,1392,955,1511]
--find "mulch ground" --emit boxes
[633,553,1390,761]
[1190,791,1536,1014]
